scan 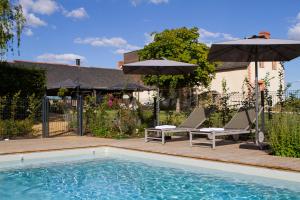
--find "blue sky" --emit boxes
[8,0,300,89]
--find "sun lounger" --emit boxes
[189,107,260,149]
[145,106,210,144]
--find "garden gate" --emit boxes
[42,96,83,137]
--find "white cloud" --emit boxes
[198,28,239,46]
[26,13,47,27]
[114,49,132,54]
[114,44,141,54]
[288,23,300,40]
[149,0,168,4]
[199,28,238,41]
[144,32,155,44]
[198,28,219,38]
[20,0,87,31]
[20,0,58,15]
[32,0,58,15]
[297,12,300,20]
[130,0,168,6]
[19,0,58,28]
[74,36,141,54]
[64,7,88,19]
[37,53,86,64]
[24,28,33,36]
[75,37,128,47]
[288,12,300,40]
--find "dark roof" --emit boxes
[108,83,150,91]
[11,60,145,91]
[216,62,250,71]
[48,79,92,89]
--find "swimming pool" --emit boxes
[0,147,299,200]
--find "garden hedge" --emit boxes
[0,62,46,98]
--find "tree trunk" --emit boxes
[176,97,180,113]
[175,89,182,113]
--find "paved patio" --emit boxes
[0,136,299,172]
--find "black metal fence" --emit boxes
[0,95,83,140]
[0,95,42,139]
[0,89,299,140]
[42,96,82,137]
[148,89,300,113]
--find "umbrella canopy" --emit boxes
[108,83,150,91]
[122,59,197,126]
[122,59,197,75]
[208,38,300,62]
[208,37,300,146]
[48,79,92,89]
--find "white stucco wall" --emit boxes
[134,62,284,105]
[133,90,156,105]
[210,68,248,94]
[248,61,283,93]
[208,62,283,94]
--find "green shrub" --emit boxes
[160,111,186,126]
[0,119,33,139]
[15,119,33,136]
[267,114,300,158]
[84,95,111,137]
[89,111,110,137]
[111,107,139,136]
[0,62,46,99]
[0,120,17,138]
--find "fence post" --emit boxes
[77,95,83,136]
[42,96,49,138]
[153,97,157,126]
[261,91,265,133]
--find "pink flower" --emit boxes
[108,99,113,107]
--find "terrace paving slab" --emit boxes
[0,136,299,172]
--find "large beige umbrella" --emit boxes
[122,59,197,125]
[208,37,300,146]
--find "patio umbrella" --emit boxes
[122,59,197,125]
[208,37,300,145]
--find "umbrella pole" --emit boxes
[156,75,160,126]
[254,52,259,146]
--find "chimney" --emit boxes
[258,31,271,39]
[76,59,80,66]
[117,61,124,69]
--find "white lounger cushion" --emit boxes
[199,128,225,132]
[155,125,177,129]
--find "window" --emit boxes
[272,61,277,70]
[259,62,265,68]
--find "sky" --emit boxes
[7,0,300,89]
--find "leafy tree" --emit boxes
[57,88,69,99]
[139,27,215,89]
[277,62,291,112]
[0,0,25,58]
[241,77,255,108]
[263,72,274,119]
[220,79,231,125]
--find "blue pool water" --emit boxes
[0,158,299,200]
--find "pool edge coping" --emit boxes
[0,144,299,173]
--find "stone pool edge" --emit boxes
[0,144,299,173]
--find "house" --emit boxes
[11,60,148,99]
[122,32,284,97]
[209,61,283,94]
